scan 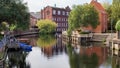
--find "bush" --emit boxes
[36,19,57,34]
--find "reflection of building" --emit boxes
[29,37,38,46]
[41,6,71,32]
[80,46,108,66]
[18,36,38,46]
[83,0,108,33]
[41,37,67,58]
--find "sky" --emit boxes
[23,0,112,12]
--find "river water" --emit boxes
[0,35,119,68]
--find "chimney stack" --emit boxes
[93,0,97,2]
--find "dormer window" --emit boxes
[62,11,65,15]
[53,10,56,15]
[58,10,61,15]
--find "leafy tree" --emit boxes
[0,0,30,31]
[115,20,120,31]
[68,4,99,35]
[111,0,120,27]
[36,19,57,34]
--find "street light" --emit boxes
[111,19,113,40]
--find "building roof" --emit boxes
[30,12,41,19]
[43,5,71,11]
[90,0,106,14]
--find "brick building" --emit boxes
[41,6,71,32]
[30,12,41,29]
[83,0,108,33]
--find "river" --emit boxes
[0,34,119,68]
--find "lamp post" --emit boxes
[111,19,113,40]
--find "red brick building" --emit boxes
[83,0,108,33]
[41,6,71,32]
[30,12,41,28]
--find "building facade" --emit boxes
[83,0,108,33]
[30,12,41,29]
[41,6,71,32]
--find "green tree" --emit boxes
[36,19,57,34]
[111,0,120,28]
[115,20,120,31]
[0,0,30,30]
[68,4,99,35]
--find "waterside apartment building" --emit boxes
[41,6,71,32]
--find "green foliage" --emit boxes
[67,44,99,68]
[0,22,8,31]
[36,19,57,34]
[80,31,90,34]
[68,4,99,35]
[9,24,17,31]
[111,0,120,24]
[115,20,120,31]
[37,34,56,47]
[0,0,30,30]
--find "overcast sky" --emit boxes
[23,0,112,12]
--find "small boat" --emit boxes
[19,42,32,52]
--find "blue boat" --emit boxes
[19,42,32,52]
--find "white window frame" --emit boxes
[53,10,56,15]
[58,10,61,15]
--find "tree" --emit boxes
[115,20,120,31]
[68,4,99,35]
[36,19,57,34]
[0,0,30,30]
[115,20,120,39]
[111,0,120,27]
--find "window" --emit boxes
[57,18,59,21]
[66,12,69,16]
[58,10,61,15]
[59,18,61,21]
[53,10,56,15]
[62,11,65,15]
[62,18,63,21]
[66,18,68,21]
[54,18,56,21]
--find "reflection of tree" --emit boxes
[6,50,30,68]
[112,56,120,68]
[37,35,67,58]
[37,34,56,47]
[67,43,99,68]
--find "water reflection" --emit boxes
[37,35,56,47]
[112,50,120,68]
[37,35,67,58]
[6,50,30,68]
[66,42,112,68]
[1,35,120,68]
[67,44,98,68]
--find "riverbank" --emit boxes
[62,31,116,42]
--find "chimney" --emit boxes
[54,4,56,7]
[92,0,97,2]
